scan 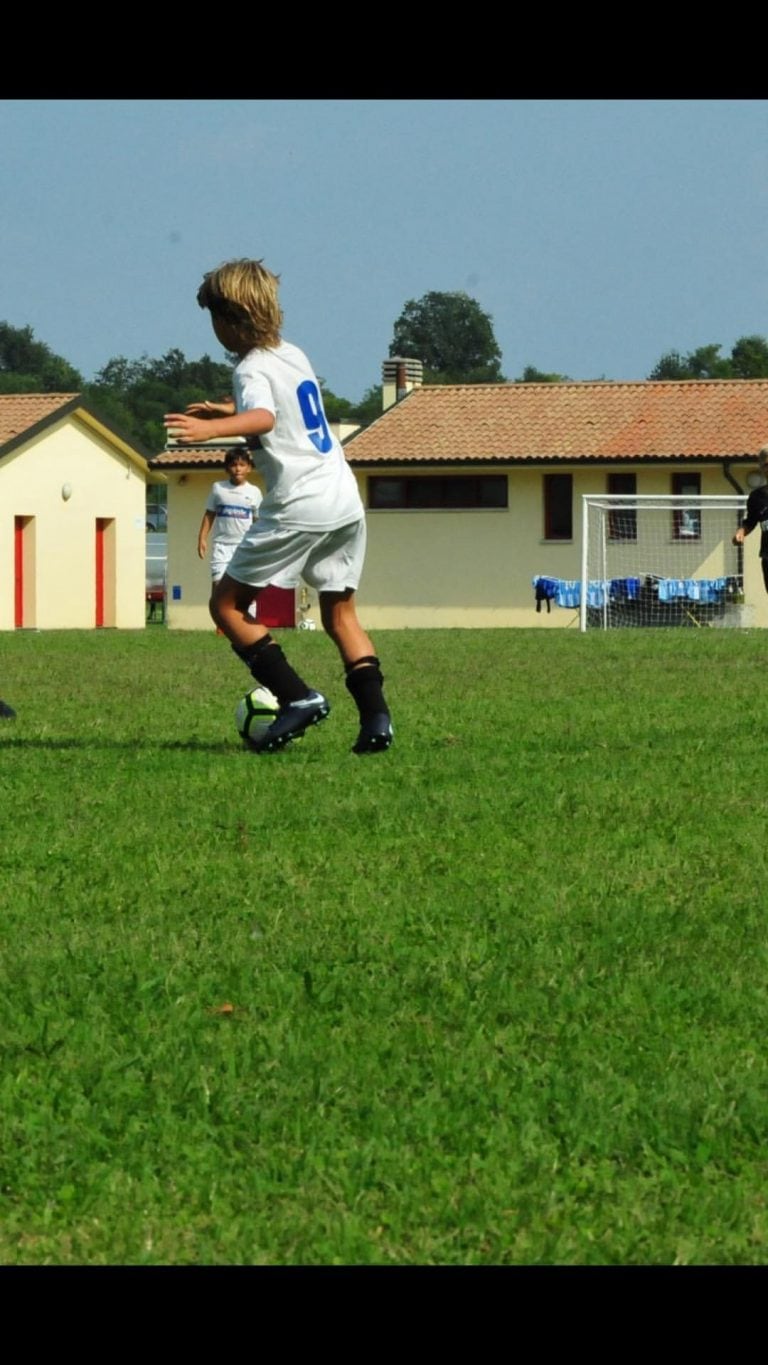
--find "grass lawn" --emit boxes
[1,625,767,1265]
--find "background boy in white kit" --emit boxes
[197,448,262,603]
[164,257,393,755]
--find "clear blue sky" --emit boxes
[2,99,767,403]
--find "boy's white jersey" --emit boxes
[233,340,363,531]
[206,478,262,545]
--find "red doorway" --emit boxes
[95,518,115,627]
[14,517,24,627]
[95,519,106,627]
[14,516,35,627]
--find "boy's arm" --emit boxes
[198,509,216,558]
[733,491,760,544]
[165,408,274,444]
[186,398,236,418]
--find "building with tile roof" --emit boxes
[338,376,768,629]
[1,394,162,630]
[149,372,768,630]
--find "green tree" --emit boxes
[317,382,384,432]
[348,384,384,428]
[649,336,768,381]
[730,334,768,379]
[87,349,235,452]
[650,344,731,379]
[648,350,692,380]
[79,384,138,440]
[0,321,82,392]
[390,291,504,384]
[685,344,731,379]
[93,356,148,392]
[516,365,571,383]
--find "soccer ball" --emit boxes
[235,685,280,746]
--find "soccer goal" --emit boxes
[580,494,747,631]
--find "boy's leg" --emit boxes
[319,590,393,753]
[211,569,226,634]
[211,575,329,749]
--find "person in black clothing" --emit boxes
[733,446,768,591]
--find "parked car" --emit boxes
[146,504,167,609]
[146,502,168,532]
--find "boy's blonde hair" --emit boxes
[197,258,283,350]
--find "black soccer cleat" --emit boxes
[247,690,330,752]
[352,713,393,754]
[0,699,16,719]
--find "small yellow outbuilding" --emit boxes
[0,393,162,630]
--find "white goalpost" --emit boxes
[579,494,747,632]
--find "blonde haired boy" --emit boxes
[165,258,393,754]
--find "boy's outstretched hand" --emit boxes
[165,404,273,445]
[164,412,212,443]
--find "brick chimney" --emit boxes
[382,357,424,411]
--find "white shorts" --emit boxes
[211,544,255,615]
[226,518,367,594]
[210,542,238,581]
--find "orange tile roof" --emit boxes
[0,394,79,447]
[343,380,768,464]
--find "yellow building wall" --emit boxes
[164,463,767,630]
[358,465,766,629]
[0,418,148,630]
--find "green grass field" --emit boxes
[1,624,768,1265]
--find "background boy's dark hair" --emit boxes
[224,447,253,469]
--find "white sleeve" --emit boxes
[205,484,219,513]
[235,362,275,416]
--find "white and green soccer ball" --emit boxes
[235,685,280,745]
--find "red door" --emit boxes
[256,586,296,628]
[14,517,24,627]
[95,519,106,627]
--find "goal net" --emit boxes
[580,494,746,631]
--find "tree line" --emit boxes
[2,296,768,456]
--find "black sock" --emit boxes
[232,635,311,705]
[345,656,389,721]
